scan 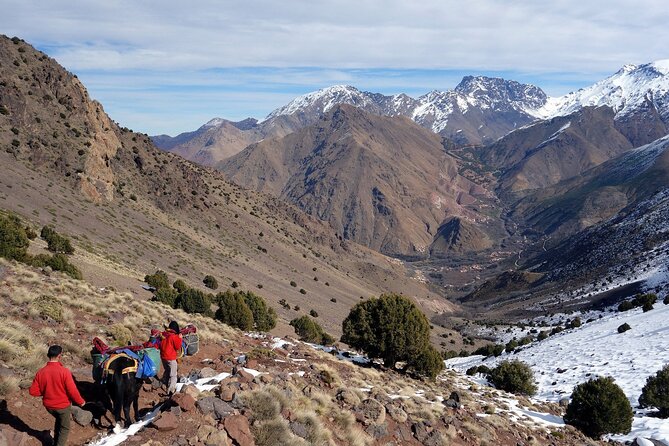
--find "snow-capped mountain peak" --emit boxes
[203,117,225,128]
[265,85,371,120]
[534,60,669,120]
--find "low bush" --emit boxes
[408,344,444,379]
[617,323,631,334]
[175,288,211,315]
[215,291,254,331]
[153,287,178,307]
[289,315,334,345]
[473,343,505,358]
[0,213,30,261]
[618,293,657,312]
[488,360,537,396]
[564,377,633,438]
[243,291,277,331]
[32,254,82,279]
[172,279,188,293]
[30,295,63,322]
[144,270,170,290]
[40,226,74,254]
[639,365,669,417]
[203,275,218,290]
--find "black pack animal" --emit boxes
[103,354,142,428]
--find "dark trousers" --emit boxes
[47,406,71,446]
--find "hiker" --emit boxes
[160,320,182,395]
[29,345,86,446]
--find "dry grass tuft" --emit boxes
[107,324,133,346]
[251,418,308,446]
[293,411,331,446]
[0,376,21,396]
[30,295,65,322]
[241,387,284,422]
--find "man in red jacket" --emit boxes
[29,345,86,446]
[160,320,182,395]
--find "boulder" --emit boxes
[355,399,386,425]
[224,415,255,446]
[71,405,93,426]
[412,421,432,443]
[172,393,196,411]
[180,384,201,399]
[364,422,388,439]
[199,367,218,379]
[152,412,178,431]
[198,425,232,446]
[236,369,255,384]
[385,404,407,423]
[196,397,234,420]
[0,428,30,446]
[290,421,308,439]
[219,388,236,402]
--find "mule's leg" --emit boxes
[123,401,132,428]
[133,387,140,423]
[112,382,124,428]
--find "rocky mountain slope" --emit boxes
[0,258,607,446]
[219,104,497,258]
[0,35,448,337]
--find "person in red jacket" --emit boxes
[160,320,182,395]
[29,345,86,446]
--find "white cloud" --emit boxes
[3,0,668,73]
[3,0,667,134]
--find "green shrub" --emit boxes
[289,281,297,287]
[473,343,505,358]
[537,331,549,341]
[642,302,654,312]
[505,339,518,353]
[299,288,307,295]
[619,293,657,312]
[289,315,334,345]
[568,317,582,329]
[409,344,444,379]
[488,360,537,396]
[144,270,170,289]
[617,301,634,312]
[639,365,669,417]
[172,279,188,293]
[40,226,74,254]
[564,377,633,438]
[341,293,431,368]
[176,288,211,315]
[617,323,631,334]
[243,291,277,331]
[664,295,669,305]
[153,287,178,307]
[215,291,254,331]
[0,213,30,261]
[203,275,218,290]
[309,309,319,318]
[32,254,82,279]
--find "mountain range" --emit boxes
[152,58,669,317]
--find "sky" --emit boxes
[2,0,668,135]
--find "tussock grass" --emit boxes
[30,295,65,321]
[331,409,370,446]
[251,418,307,446]
[241,387,284,422]
[293,411,331,446]
[0,376,20,396]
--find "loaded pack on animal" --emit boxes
[89,324,199,429]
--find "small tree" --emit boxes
[176,288,211,315]
[564,377,633,438]
[153,287,178,308]
[0,213,29,261]
[173,279,188,293]
[145,270,170,290]
[40,226,74,254]
[341,293,430,368]
[215,291,254,331]
[488,360,537,396]
[290,316,334,345]
[243,291,277,331]
[203,275,219,290]
[409,345,444,379]
[639,365,669,417]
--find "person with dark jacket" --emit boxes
[160,320,182,394]
[29,345,86,446]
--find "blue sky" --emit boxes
[3,0,668,135]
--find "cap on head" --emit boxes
[47,345,63,359]
[168,320,180,334]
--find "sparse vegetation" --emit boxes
[564,377,633,438]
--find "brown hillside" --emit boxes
[0,35,452,337]
[219,105,495,258]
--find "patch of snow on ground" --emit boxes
[446,302,669,442]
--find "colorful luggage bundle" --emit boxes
[181,324,199,356]
[91,337,161,382]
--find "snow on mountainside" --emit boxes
[265,78,547,139]
[535,60,669,121]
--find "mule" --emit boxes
[104,354,143,429]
